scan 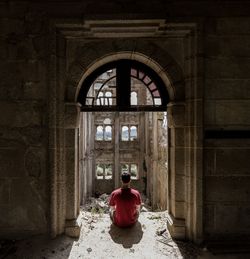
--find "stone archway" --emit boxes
[49,21,203,244]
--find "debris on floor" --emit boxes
[1,198,247,259]
[83,193,110,214]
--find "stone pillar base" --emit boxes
[167,213,186,240]
[65,218,82,238]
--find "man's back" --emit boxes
[109,187,141,227]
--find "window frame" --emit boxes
[120,163,139,180]
[121,124,138,141]
[78,59,169,112]
[95,120,113,142]
[96,163,113,180]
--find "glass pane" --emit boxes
[130,126,137,140]
[96,92,103,105]
[104,126,112,141]
[105,91,112,105]
[96,164,104,179]
[143,75,151,85]
[105,164,112,179]
[139,71,144,79]
[96,126,103,140]
[148,82,157,91]
[121,126,129,141]
[130,92,137,105]
[131,68,137,77]
[154,98,162,105]
[152,90,160,97]
[131,164,138,179]
[97,92,104,105]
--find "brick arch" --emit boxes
[66,40,185,103]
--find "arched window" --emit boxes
[121,126,129,141]
[121,125,138,141]
[96,126,103,140]
[95,118,113,141]
[130,126,137,140]
[130,91,137,105]
[78,60,168,111]
[105,91,112,105]
[96,163,113,180]
[104,125,112,141]
[96,92,103,106]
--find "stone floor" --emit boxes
[1,209,250,259]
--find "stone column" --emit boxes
[185,99,203,243]
[151,112,158,209]
[64,102,82,237]
[167,102,186,240]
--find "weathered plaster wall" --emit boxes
[204,18,250,240]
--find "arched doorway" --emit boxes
[78,59,169,210]
[49,25,203,244]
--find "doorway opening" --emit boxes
[79,110,168,211]
[77,59,169,211]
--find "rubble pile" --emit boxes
[83,194,110,214]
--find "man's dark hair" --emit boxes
[121,171,131,184]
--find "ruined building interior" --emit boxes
[80,63,168,210]
[1,0,250,257]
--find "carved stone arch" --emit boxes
[60,23,203,244]
[66,39,185,104]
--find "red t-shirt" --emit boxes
[109,188,142,227]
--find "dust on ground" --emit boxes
[1,196,249,259]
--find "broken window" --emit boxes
[121,125,137,141]
[79,60,168,111]
[121,163,138,180]
[121,126,129,141]
[130,126,137,140]
[104,125,112,141]
[130,163,138,180]
[96,164,112,180]
[95,118,113,141]
[96,126,104,140]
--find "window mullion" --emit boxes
[116,61,131,109]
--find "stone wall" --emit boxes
[204,18,250,240]
[0,2,49,238]
[0,0,250,242]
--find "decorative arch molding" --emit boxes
[66,40,185,104]
[49,20,203,244]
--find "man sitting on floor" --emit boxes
[109,171,142,227]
